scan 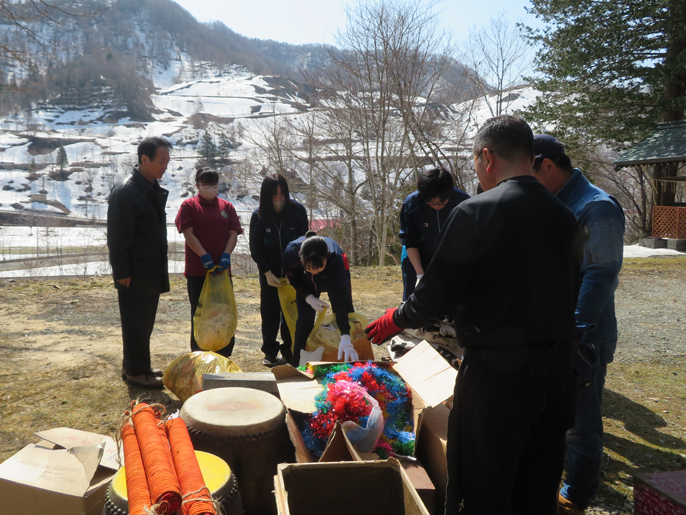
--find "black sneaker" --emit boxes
[263,356,287,367]
[263,356,279,367]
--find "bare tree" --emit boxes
[302,0,460,266]
[245,106,299,178]
[464,11,530,117]
[0,1,99,68]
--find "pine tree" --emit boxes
[56,144,68,172]
[522,0,686,150]
[218,131,232,160]
[197,131,217,161]
[522,0,686,234]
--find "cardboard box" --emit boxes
[416,404,450,514]
[273,342,455,514]
[272,341,457,459]
[274,459,430,515]
[0,428,120,515]
[203,371,280,396]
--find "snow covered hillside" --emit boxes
[0,66,313,220]
[0,55,539,277]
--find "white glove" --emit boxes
[337,334,359,362]
[265,271,281,287]
[306,294,329,313]
[439,322,456,338]
[415,273,424,287]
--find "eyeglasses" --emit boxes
[199,184,219,190]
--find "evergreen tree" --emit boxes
[523,0,686,235]
[197,131,217,161]
[522,0,686,150]
[218,131,232,160]
[56,144,68,172]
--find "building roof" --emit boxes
[614,120,686,167]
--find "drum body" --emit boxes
[103,450,243,515]
[180,387,294,515]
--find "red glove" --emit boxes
[365,308,402,344]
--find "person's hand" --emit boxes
[365,308,402,344]
[306,294,329,313]
[415,273,424,287]
[439,321,456,338]
[200,254,214,272]
[265,271,281,287]
[337,334,359,362]
[219,252,231,270]
[117,277,131,287]
[213,253,231,276]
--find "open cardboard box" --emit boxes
[0,428,122,515]
[272,341,456,514]
[274,458,430,515]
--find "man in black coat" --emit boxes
[107,137,172,389]
[367,116,581,514]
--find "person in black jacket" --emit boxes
[367,115,581,514]
[249,174,308,366]
[399,167,469,300]
[107,137,172,389]
[282,233,358,367]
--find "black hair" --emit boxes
[258,174,291,220]
[417,167,455,203]
[300,235,328,271]
[195,168,219,184]
[137,137,172,165]
[533,154,574,174]
[473,115,534,162]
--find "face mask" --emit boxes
[273,200,285,213]
[198,184,218,201]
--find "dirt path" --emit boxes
[0,259,685,514]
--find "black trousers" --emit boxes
[445,343,577,515]
[259,273,293,362]
[187,275,235,357]
[401,255,417,302]
[118,290,159,377]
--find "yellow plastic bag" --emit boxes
[305,308,375,363]
[193,271,238,351]
[277,281,298,346]
[163,351,242,402]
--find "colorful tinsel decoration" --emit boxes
[299,362,415,458]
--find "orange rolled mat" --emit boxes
[131,403,182,515]
[122,423,152,515]
[166,417,216,515]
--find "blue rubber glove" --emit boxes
[200,253,214,271]
[217,253,231,273]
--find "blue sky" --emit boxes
[173,0,541,46]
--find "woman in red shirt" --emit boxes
[175,168,243,357]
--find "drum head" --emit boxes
[180,387,285,437]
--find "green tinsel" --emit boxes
[392,440,415,456]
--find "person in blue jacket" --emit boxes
[399,167,469,300]
[249,174,308,367]
[282,232,358,367]
[533,134,625,515]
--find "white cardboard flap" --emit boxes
[34,428,122,471]
[392,341,457,408]
[0,443,101,496]
[274,375,321,413]
[68,444,104,482]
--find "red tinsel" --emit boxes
[308,380,372,440]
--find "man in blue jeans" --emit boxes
[533,135,625,515]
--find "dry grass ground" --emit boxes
[0,260,685,513]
